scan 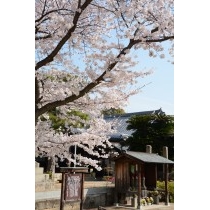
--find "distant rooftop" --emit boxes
[104,108,165,141]
[104,108,164,119]
[115,151,174,164]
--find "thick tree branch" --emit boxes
[35,76,43,108]
[35,35,173,122]
[35,34,52,40]
[35,76,40,105]
[35,0,93,71]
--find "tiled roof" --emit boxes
[118,151,174,164]
[104,108,164,141]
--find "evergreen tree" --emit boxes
[125,113,174,160]
[102,108,125,116]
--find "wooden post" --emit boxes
[60,172,65,210]
[164,163,169,205]
[59,167,89,210]
[163,146,169,206]
[137,163,142,209]
[155,164,157,189]
[114,163,118,206]
[80,172,84,210]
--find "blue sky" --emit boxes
[124,42,174,115]
[68,40,174,116]
[70,41,174,116]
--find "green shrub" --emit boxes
[46,170,53,179]
[157,181,174,203]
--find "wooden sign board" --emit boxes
[64,173,82,201]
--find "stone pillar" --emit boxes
[132,194,138,208]
[163,146,168,159]
[141,177,147,197]
[146,145,152,153]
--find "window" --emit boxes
[130,163,138,190]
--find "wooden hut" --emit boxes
[113,145,174,207]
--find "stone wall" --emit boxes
[36,162,62,192]
[35,199,81,210]
[35,188,114,210]
[35,162,115,210]
[83,187,114,208]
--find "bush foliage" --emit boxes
[157,181,174,203]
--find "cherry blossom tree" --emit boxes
[35,0,174,170]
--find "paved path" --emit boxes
[86,203,174,210]
[35,190,60,200]
[36,190,174,210]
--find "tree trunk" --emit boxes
[47,156,55,175]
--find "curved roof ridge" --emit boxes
[104,108,164,119]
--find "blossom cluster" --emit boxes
[35,0,174,170]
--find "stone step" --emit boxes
[52,173,62,182]
[35,167,44,175]
[35,161,40,168]
[35,181,57,192]
[36,174,50,182]
[35,182,61,192]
